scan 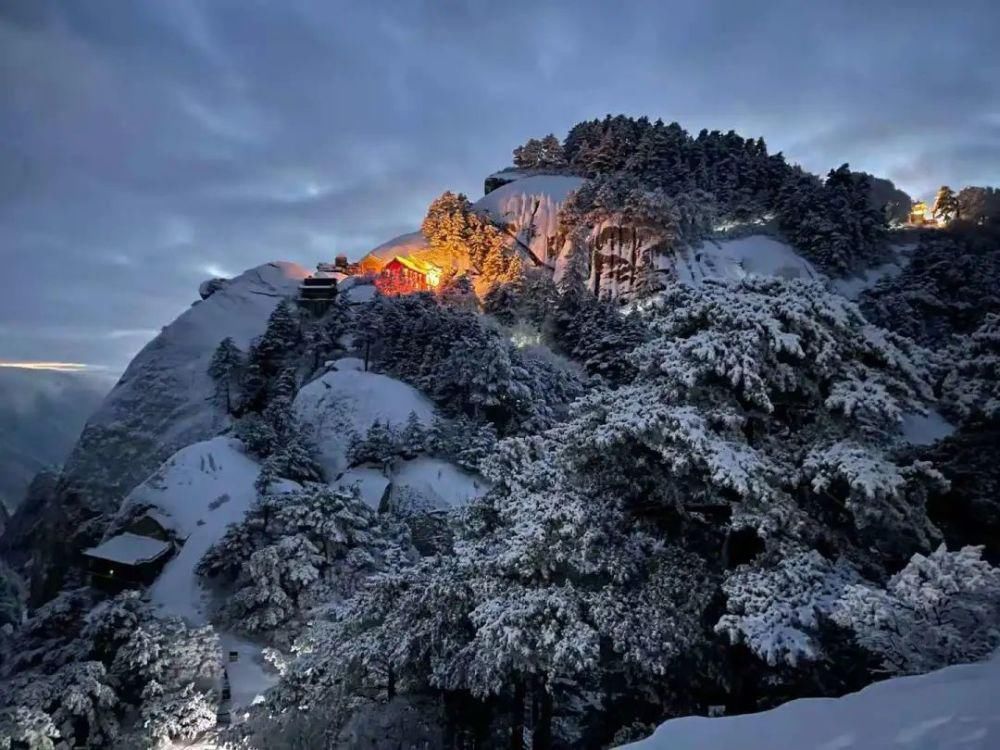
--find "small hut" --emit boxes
[82,532,173,592]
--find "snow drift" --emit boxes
[623,655,1000,750]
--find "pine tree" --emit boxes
[932,185,959,222]
[399,411,427,459]
[513,138,545,169]
[537,134,567,169]
[208,337,244,413]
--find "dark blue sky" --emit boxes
[2,0,998,371]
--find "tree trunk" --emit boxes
[532,677,553,750]
[510,678,526,750]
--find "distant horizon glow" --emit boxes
[0,361,108,373]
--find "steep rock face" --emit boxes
[473,174,584,267]
[2,261,308,602]
[61,261,309,512]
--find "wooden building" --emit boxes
[298,273,339,315]
[82,532,173,592]
[375,256,442,296]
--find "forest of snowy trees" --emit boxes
[2,114,1000,749]
[496,116,906,299]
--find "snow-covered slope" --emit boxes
[117,436,298,709]
[294,366,436,479]
[831,241,918,300]
[663,235,821,287]
[623,655,1000,750]
[62,262,309,512]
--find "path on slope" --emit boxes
[123,436,296,711]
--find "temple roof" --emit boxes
[83,532,171,565]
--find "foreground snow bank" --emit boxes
[622,656,1000,750]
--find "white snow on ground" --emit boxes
[665,235,821,287]
[294,369,436,478]
[344,281,377,304]
[118,436,297,708]
[832,242,918,300]
[622,655,1000,750]
[330,356,365,372]
[901,410,956,446]
[389,457,489,511]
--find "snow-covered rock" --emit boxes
[198,277,230,300]
[900,410,956,446]
[664,235,821,287]
[621,655,1000,750]
[388,457,488,513]
[474,174,584,266]
[333,466,391,510]
[62,261,309,512]
[294,369,436,479]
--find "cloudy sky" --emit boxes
[2,0,998,372]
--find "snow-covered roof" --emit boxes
[389,255,440,276]
[83,532,171,565]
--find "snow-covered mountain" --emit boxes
[62,261,309,512]
[0,261,308,599]
[3,125,997,750]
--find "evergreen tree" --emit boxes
[399,411,427,459]
[933,185,960,222]
[208,337,244,413]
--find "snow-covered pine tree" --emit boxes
[197,484,412,638]
[399,411,427,459]
[932,185,959,222]
[208,336,244,414]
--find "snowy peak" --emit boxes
[62,261,309,512]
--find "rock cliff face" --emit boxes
[1,261,308,601]
[61,261,309,512]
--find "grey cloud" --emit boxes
[1,0,998,370]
